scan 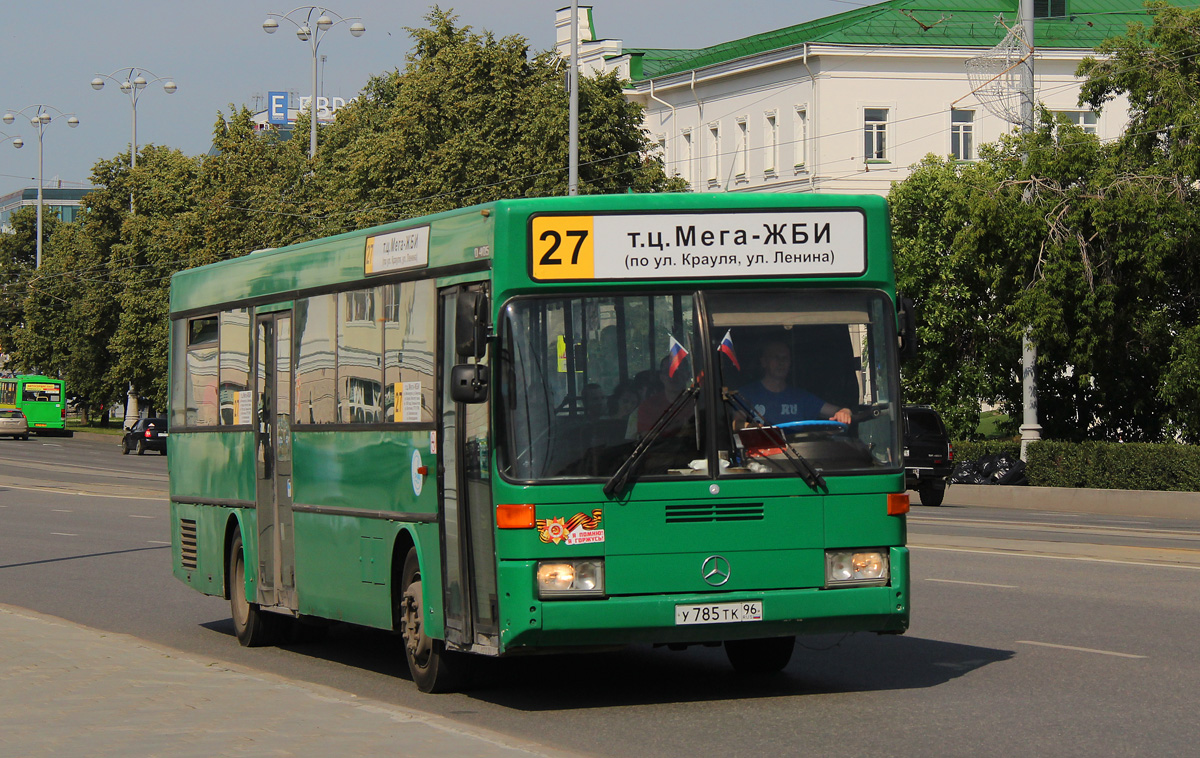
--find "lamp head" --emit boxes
[350,22,365,37]
[121,80,133,92]
[91,77,105,91]
[164,81,177,94]
[2,113,13,125]
[317,15,333,31]
[38,113,51,125]
[296,25,311,41]
[68,116,80,128]
[263,17,279,33]
[11,137,22,149]
[134,76,148,90]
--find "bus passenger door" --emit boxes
[438,286,499,652]
[255,312,297,611]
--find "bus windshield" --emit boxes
[498,289,900,482]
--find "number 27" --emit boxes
[539,229,588,265]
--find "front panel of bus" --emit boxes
[482,200,908,652]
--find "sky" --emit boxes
[0,1,873,198]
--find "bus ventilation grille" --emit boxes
[665,503,764,523]
[180,519,198,569]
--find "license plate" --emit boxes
[159,432,169,437]
[675,601,763,625]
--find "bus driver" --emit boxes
[737,340,852,426]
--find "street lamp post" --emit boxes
[263,6,365,159]
[2,105,80,269]
[90,69,175,428]
[91,67,177,176]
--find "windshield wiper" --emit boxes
[723,387,826,490]
[604,382,700,498]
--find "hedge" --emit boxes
[951,439,1200,492]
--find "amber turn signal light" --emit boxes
[496,503,536,529]
[887,493,910,516]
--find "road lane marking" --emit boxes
[0,482,165,501]
[129,515,154,519]
[1017,640,1147,659]
[50,533,78,537]
[925,578,1017,589]
[148,540,171,545]
[52,509,74,513]
[911,544,1200,571]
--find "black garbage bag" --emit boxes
[987,452,1028,486]
[950,460,986,484]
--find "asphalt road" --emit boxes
[3,432,1199,756]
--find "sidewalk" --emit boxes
[937,483,1200,520]
[0,604,580,758]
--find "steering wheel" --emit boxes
[775,419,848,436]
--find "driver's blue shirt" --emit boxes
[737,381,825,424]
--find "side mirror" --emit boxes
[897,295,917,361]
[456,291,489,359]
[450,364,490,404]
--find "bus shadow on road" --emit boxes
[468,634,1013,710]
[200,619,1011,707]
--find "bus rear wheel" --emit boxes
[725,636,795,674]
[398,547,471,693]
[228,533,283,647]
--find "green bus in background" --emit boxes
[0,375,66,433]
[168,192,914,692]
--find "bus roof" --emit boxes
[169,193,890,316]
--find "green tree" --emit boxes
[892,115,1200,442]
[308,8,683,232]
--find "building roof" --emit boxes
[622,0,1179,80]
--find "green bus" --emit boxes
[0,374,67,432]
[168,193,913,692]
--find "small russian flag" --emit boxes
[718,330,740,370]
[667,335,689,378]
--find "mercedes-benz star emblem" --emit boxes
[701,555,731,587]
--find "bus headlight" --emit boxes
[825,550,889,587]
[536,559,605,598]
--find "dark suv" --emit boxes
[903,406,953,507]
[122,417,168,456]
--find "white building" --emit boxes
[557,1,1148,195]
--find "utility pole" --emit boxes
[568,0,579,196]
[1019,0,1042,459]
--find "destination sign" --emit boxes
[529,210,866,281]
[365,225,430,275]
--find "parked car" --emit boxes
[0,408,29,440]
[903,405,953,507]
[122,417,168,455]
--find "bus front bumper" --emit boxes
[498,547,909,652]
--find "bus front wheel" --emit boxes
[228,533,283,647]
[398,547,471,693]
[725,636,795,674]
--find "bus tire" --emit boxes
[228,533,283,647]
[919,483,944,507]
[398,547,471,693]
[725,636,795,674]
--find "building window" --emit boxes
[1055,110,1097,135]
[681,130,694,189]
[1034,0,1066,19]
[794,107,808,170]
[707,124,720,187]
[864,108,888,161]
[338,288,382,424]
[951,109,975,161]
[764,112,778,175]
[735,118,748,181]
